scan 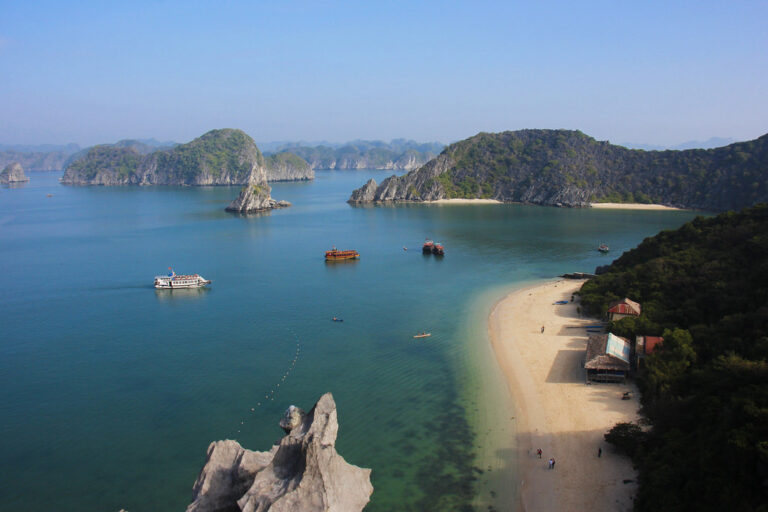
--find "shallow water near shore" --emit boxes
[0,171,703,511]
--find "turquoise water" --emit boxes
[0,172,702,511]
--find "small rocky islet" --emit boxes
[0,162,30,183]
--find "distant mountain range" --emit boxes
[264,139,445,171]
[0,138,178,171]
[349,129,768,212]
[619,137,736,151]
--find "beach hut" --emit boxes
[635,335,663,369]
[584,333,631,383]
[607,298,642,322]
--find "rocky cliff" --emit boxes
[265,153,314,181]
[348,129,768,212]
[225,182,291,213]
[0,162,29,183]
[187,393,373,512]
[60,129,312,185]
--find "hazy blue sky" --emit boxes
[1,0,766,146]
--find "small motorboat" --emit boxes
[332,317,344,322]
[597,243,610,253]
[413,332,432,338]
[422,239,434,254]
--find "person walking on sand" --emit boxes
[541,325,545,334]
[548,458,554,469]
[551,458,556,469]
[537,448,542,459]
[598,447,602,458]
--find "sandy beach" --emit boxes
[425,198,502,204]
[590,202,680,210]
[488,279,639,512]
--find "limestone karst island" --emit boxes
[3,3,768,512]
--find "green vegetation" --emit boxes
[63,129,260,185]
[377,129,768,210]
[266,152,308,169]
[155,129,257,182]
[580,204,768,511]
[65,145,142,181]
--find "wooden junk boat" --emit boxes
[325,247,360,261]
[422,239,434,254]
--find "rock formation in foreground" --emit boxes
[60,129,313,186]
[187,393,373,512]
[348,129,768,212]
[0,162,29,183]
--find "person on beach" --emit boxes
[541,325,545,334]
[537,448,542,458]
[598,447,602,457]
[548,458,554,469]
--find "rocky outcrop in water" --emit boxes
[225,182,291,213]
[348,129,768,212]
[186,393,373,512]
[0,162,29,183]
[61,129,313,186]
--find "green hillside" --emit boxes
[579,204,768,511]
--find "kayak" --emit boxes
[413,333,432,338]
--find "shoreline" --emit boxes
[425,198,502,204]
[487,279,639,511]
[590,202,680,210]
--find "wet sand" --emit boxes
[488,279,639,511]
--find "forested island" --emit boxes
[579,204,768,510]
[349,129,768,212]
[60,129,313,185]
[270,139,443,170]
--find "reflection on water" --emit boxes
[1,181,28,189]
[154,287,211,301]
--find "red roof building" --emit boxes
[607,298,642,321]
[635,335,664,369]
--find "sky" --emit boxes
[1,0,766,147]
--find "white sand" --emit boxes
[425,198,502,204]
[590,202,680,210]
[488,279,639,511]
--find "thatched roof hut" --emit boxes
[585,333,630,382]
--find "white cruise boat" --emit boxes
[154,269,211,289]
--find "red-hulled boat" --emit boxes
[432,242,445,256]
[422,239,434,254]
[325,246,360,261]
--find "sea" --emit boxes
[0,171,703,512]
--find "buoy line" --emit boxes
[236,328,301,433]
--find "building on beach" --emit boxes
[635,335,663,369]
[607,298,642,322]
[584,333,631,383]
